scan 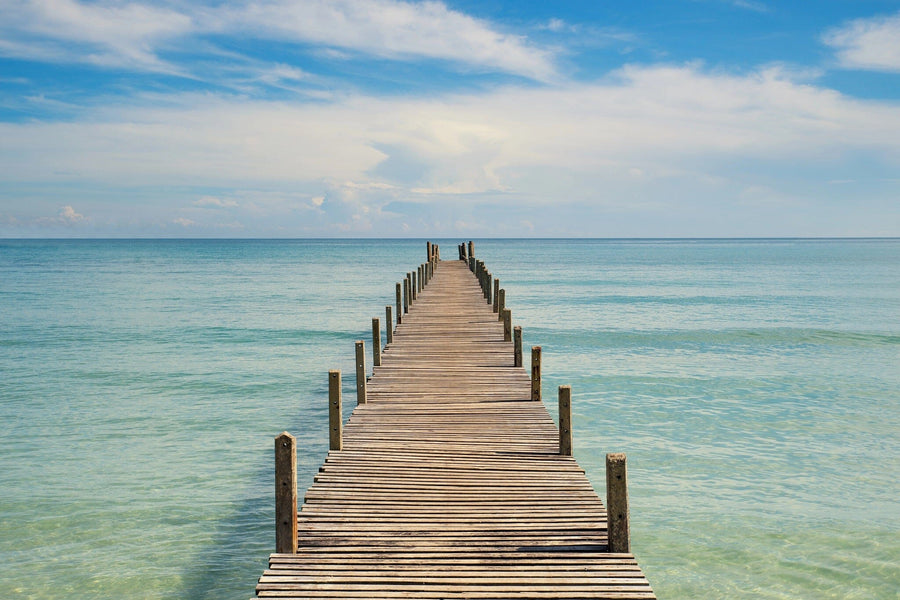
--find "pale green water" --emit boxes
[1,238,898,599]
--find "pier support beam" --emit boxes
[558,385,572,456]
[355,341,367,405]
[502,308,512,342]
[531,346,542,402]
[396,283,402,324]
[328,370,342,451]
[514,326,523,367]
[385,305,393,345]
[606,453,630,553]
[493,279,500,313]
[372,318,381,367]
[404,276,410,313]
[274,432,297,554]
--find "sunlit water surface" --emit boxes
[1,238,897,599]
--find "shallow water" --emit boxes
[1,238,897,599]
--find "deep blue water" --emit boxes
[1,238,898,599]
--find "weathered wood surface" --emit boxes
[257,260,655,599]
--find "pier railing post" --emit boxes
[514,326,523,367]
[486,273,492,305]
[404,276,410,313]
[355,341,367,405]
[497,289,505,321]
[396,283,402,324]
[427,241,432,263]
[411,271,417,301]
[493,279,500,313]
[329,370,342,451]
[274,432,297,554]
[502,308,512,342]
[531,346,542,401]
[606,453,630,553]
[559,385,572,456]
[468,240,475,259]
[372,318,381,367]
[385,305,393,345]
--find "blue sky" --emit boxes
[1,0,899,237]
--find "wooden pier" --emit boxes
[257,243,655,599]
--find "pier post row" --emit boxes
[261,241,653,599]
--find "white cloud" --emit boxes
[0,0,556,80]
[58,205,85,223]
[824,11,900,72]
[172,217,195,227]
[1,64,899,235]
[0,0,193,72]
[193,196,239,208]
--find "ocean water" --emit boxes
[1,238,897,599]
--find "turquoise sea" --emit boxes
[1,238,898,599]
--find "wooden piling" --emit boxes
[497,288,506,321]
[403,276,410,313]
[493,279,500,313]
[372,318,381,367]
[486,272,492,305]
[513,326,523,368]
[468,240,475,258]
[531,346,542,402]
[355,341,366,405]
[274,431,297,554]
[411,271,417,301]
[502,308,512,342]
[606,453,630,553]
[559,385,572,456]
[328,370,342,451]
[385,305,393,345]
[426,241,432,263]
[395,283,402,324]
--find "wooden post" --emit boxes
[606,453,630,553]
[274,431,297,554]
[404,276,410,313]
[531,346,542,401]
[385,305,393,345]
[513,326,522,367]
[396,283,402,324]
[328,370,342,451]
[486,273,492,305]
[468,240,475,258]
[493,279,500,313]
[497,288,505,321]
[426,241,432,263]
[559,385,572,456]
[372,318,381,367]
[459,243,465,261]
[355,340,366,405]
[411,271,417,301]
[502,308,512,342]
[419,265,424,292]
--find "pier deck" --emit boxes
[256,257,655,599]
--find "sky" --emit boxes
[1,0,899,237]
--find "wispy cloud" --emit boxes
[824,10,900,72]
[0,0,557,81]
[0,0,193,72]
